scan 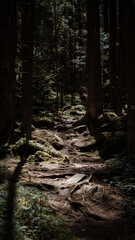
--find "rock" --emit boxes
[9,138,46,158]
[27,154,35,162]
[65,134,70,140]
[62,105,71,111]
[56,124,69,131]
[70,105,86,116]
[52,134,65,150]
[98,112,118,127]
[74,125,87,133]
[72,137,96,152]
[100,115,127,132]
[35,151,52,162]
[62,105,86,117]
[10,136,63,159]
[33,117,54,129]
[66,173,86,185]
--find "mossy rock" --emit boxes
[9,139,46,158]
[62,105,71,111]
[9,137,62,159]
[27,154,36,162]
[35,151,53,162]
[70,105,86,116]
[56,124,69,132]
[33,117,54,129]
[98,112,118,127]
[100,131,127,158]
[72,137,96,152]
[52,135,64,150]
[63,104,85,117]
[74,125,87,133]
[100,115,127,132]
[32,136,63,158]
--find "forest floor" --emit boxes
[0,112,135,240]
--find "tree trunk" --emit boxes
[124,0,135,154]
[103,0,109,86]
[9,0,17,143]
[103,0,109,33]
[0,0,11,145]
[21,0,35,142]
[118,0,125,116]
[95,2,102,115]
[86,0,102,134]
[54,0,59,112]
[109,0,117,110]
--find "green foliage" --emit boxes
[0,182,74,240]
[103,155,135,197]
[97,155,135,219]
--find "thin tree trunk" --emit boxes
[54,0,59,112]
[124,0,135,154]
[109,0,117,110]
[118,0,126,115]
[103,0,109,86]
[103,0,109,33]
[21,0,35,142]
[95,2,102,115]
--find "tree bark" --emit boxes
[124,0,135,154]
[9,0,17,143]
[0,0,11,145]
[109,0,117,110]
[86,0,102,134]
[103,0,109,33]
[21,0,35,142]
[118,0,126,116]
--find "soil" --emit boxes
[0,114,135,240]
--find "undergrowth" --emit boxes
[101,155,135,219]
[0,172,74,240]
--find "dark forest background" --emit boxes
[0,1,135,240]
[0,0,135,154]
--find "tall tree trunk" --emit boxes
[118,0,125,116]
[54,0,59,112]
[103,0,109,33]
[124,0,135,154]
[86,0,102,134]
[21,0,35,142]
[77,0,83,89]
[109,0,117,110]
[0,0,11,145]
[103,0,109,86]
[95,2,102,115]
[9,0,17,143]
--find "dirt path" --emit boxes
[1,115,135,240]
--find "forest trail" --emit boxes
[1,114,135,240]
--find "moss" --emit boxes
[74,125,87,133]
[33,116,54,129]
[35,151,53,162]
[52,135,64,150]
[9,138,46,158]
[33,136,63,158]
[98,113,127,132]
